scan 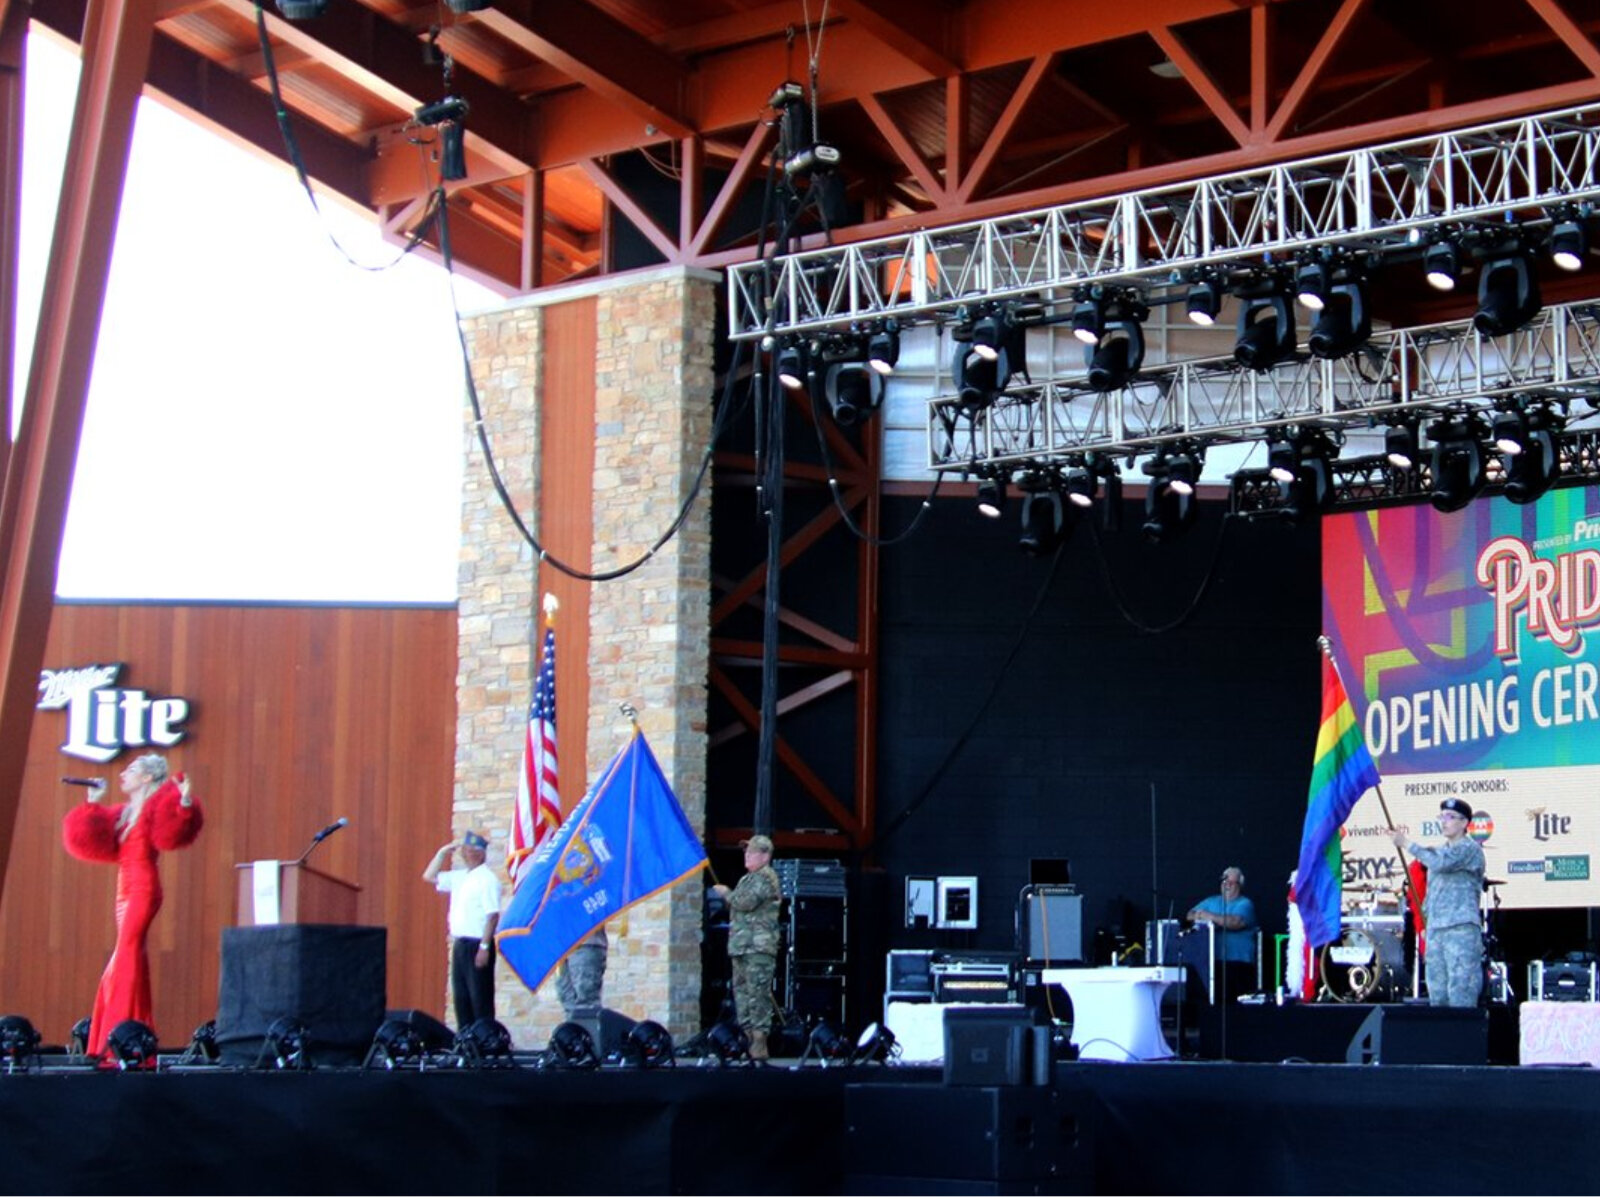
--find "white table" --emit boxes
[1043,965,1185,1062]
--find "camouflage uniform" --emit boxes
[1407,835,1485,1007]
[727,863,782,1037]
[556,927,609,1016]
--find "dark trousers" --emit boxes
[450,937,495,1030]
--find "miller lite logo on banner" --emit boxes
[37,663,191,763]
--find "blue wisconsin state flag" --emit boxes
[496,727,707,993]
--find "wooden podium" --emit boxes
[235,860,361,926]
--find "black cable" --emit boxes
[801,374,944,545]
[1086,505,1237,634]
[253,1,438,272]
[435,187,750,583]
[871,535,1068,850]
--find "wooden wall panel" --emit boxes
[0,603,458,1046]
[538,296,594,785]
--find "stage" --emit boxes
[3,1047,1599,1194]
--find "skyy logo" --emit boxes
[37,663,190,763]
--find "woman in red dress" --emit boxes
[62,753,204,1058]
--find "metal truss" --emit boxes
[925,299,1600,472]
[1231,427,1600,516]
[730,102,1600,340]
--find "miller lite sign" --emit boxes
[37,663,191,763]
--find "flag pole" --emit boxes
[1316,635,1420,919]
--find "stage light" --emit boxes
[1474,251,1541,337]
[1185,279,1222,326]
[1427,417,1488,513]
[1085,310,1146,392]
[1141,450,1201,542]
[457,1018,515,1067]
[1385,421,1420,471]
[1551,219,1587,272]
[179,1019,220,1065]
[1280,429,1336,522]
[1492,408,1528,456]
[1502,405,1563,505]
[804,1020,853,1064]
[1424,239,1460,291]
[1307,280,1370,359]
[274,0,327,19]
[852,1022,899,1064]
[1018,487,1068,556]
[1071,296,1104,346]
[68,1017,91,1057]
[953,341,1012,411]
[622,1020,675,1069]
[1234,293,1296,371]
[365,1019,423,1070]
[970,309,1014,362]
[1064,462,1097,509]
[775,342,808,391]
[976,476,1007,519]
[256,1017,312,1071]
[107,1019,159,1071]
[823,362,884,426]
[867,324,900,375]
[1267,433,1298,483]
[0,1016,41,1073]
[1294,261,1330,311]
[547,1021,600,1069]
[703,1021,750,1065]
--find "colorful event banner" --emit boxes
[1324,485,1600,910]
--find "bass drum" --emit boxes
[1320,928,1387,1002]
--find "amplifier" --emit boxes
[886,950,935,1001]
[1530,958,1597,1002]
[774,858,848,898]
[931,953,1020,1004]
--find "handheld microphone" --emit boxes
[312,817,349,843]
[62,776,106,789]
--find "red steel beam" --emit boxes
[0,0,24,496]
[0,0,160,907]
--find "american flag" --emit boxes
[511,614,562,886]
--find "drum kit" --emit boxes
[1321,873,1507,1002]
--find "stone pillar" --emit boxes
[454,267,717,1047]
[586,271,716,1037]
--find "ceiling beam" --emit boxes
[471,0,691,139]
[1151,23,1249,148]
[832,0,959,77]
[1264,0,1369,144]
[210,0,533,167]
[144,31,372,202]
[1524,0,1600,78]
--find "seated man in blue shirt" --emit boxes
[1187,866,1259,999]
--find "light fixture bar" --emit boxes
[927,299,1600,471]
[731,102,1600,340]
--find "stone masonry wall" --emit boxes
[455,268,717,1048]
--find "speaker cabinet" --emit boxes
[1018,887,1084,964]
[845,1082,1093,1190]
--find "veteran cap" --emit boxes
[462,830,489,850]
[741,834,774,854]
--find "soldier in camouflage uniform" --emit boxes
[712,834,782,1060]
[556,927,608,1016]
[1392,797,1485,1007]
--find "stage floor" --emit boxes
[2,1051,1598,1194]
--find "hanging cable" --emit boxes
[437,187,749,583]
[1087,505,1237,634]
[253,1,438,272]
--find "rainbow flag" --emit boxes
[1293,651,1382,951]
